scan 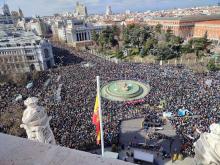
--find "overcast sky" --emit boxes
[1,0,218,16]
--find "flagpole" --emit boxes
[96,76,104,156]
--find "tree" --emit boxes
[140,47,145,57]
[165,28,173,42]
[192,38,206,58]
[98,33,105,49]
[0,74,9,84]
[188,34,211,57]
[123,24,152,50]
[207,60,219,71]
[0,109,26,137]
[112,25,121,40]
[150,41,181,60]
[8,73,29,86]
[95,26,119,49]
[155,24,162,34]
[31,70,40,81]
[141,38,158,57]
[170,36,183,45]
[181,43,193,54]
[202,31,211,53]
[114,49,124,59]
[108,33,118,48]
[91,31,99,45]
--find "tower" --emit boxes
[19,8,24,18]
[74,2,88,17]
[2,3,11,16]
[106,5,112,16]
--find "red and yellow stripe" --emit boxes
[92,96,101,144]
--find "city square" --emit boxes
[1,1,220,165]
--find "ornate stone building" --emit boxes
[0,3,13,24]
[57,19,105,47]
[0,31,55,75]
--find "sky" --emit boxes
[0,0,219,16]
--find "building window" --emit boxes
[26,55,35,60]
[14,56,18,62]
[18,56,23,61]
[25,43,31,46]
[25,49,33,54]
[30,64,36,71]
[44,49,50,58]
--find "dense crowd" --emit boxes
[0,43,220,157]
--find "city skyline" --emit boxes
[0,0,219,16]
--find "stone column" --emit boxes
[82,32,85,41]
[80,32,83,41]
[87,31,90,40]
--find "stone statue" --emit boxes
[194,123,220,165]
[117,82,129,91]
[20,97,56,144]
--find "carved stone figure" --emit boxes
[194,123,220,165]
[117,82,129,91]
[20,97,55,144]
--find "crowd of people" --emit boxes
[0,42,220,157]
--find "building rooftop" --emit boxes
[0,133,132,165]
[195,20,220,25]
[152,14,220,22]
[0,30,42,47]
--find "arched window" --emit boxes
[44,49,50,58]
[30,64,36,71]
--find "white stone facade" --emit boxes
[64,19,104,46]
[27,19,48,37]
[0,31,55,75]
[58,26,67,42]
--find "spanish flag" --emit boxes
[92,96,101,144]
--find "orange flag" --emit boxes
[92,95,101,144]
